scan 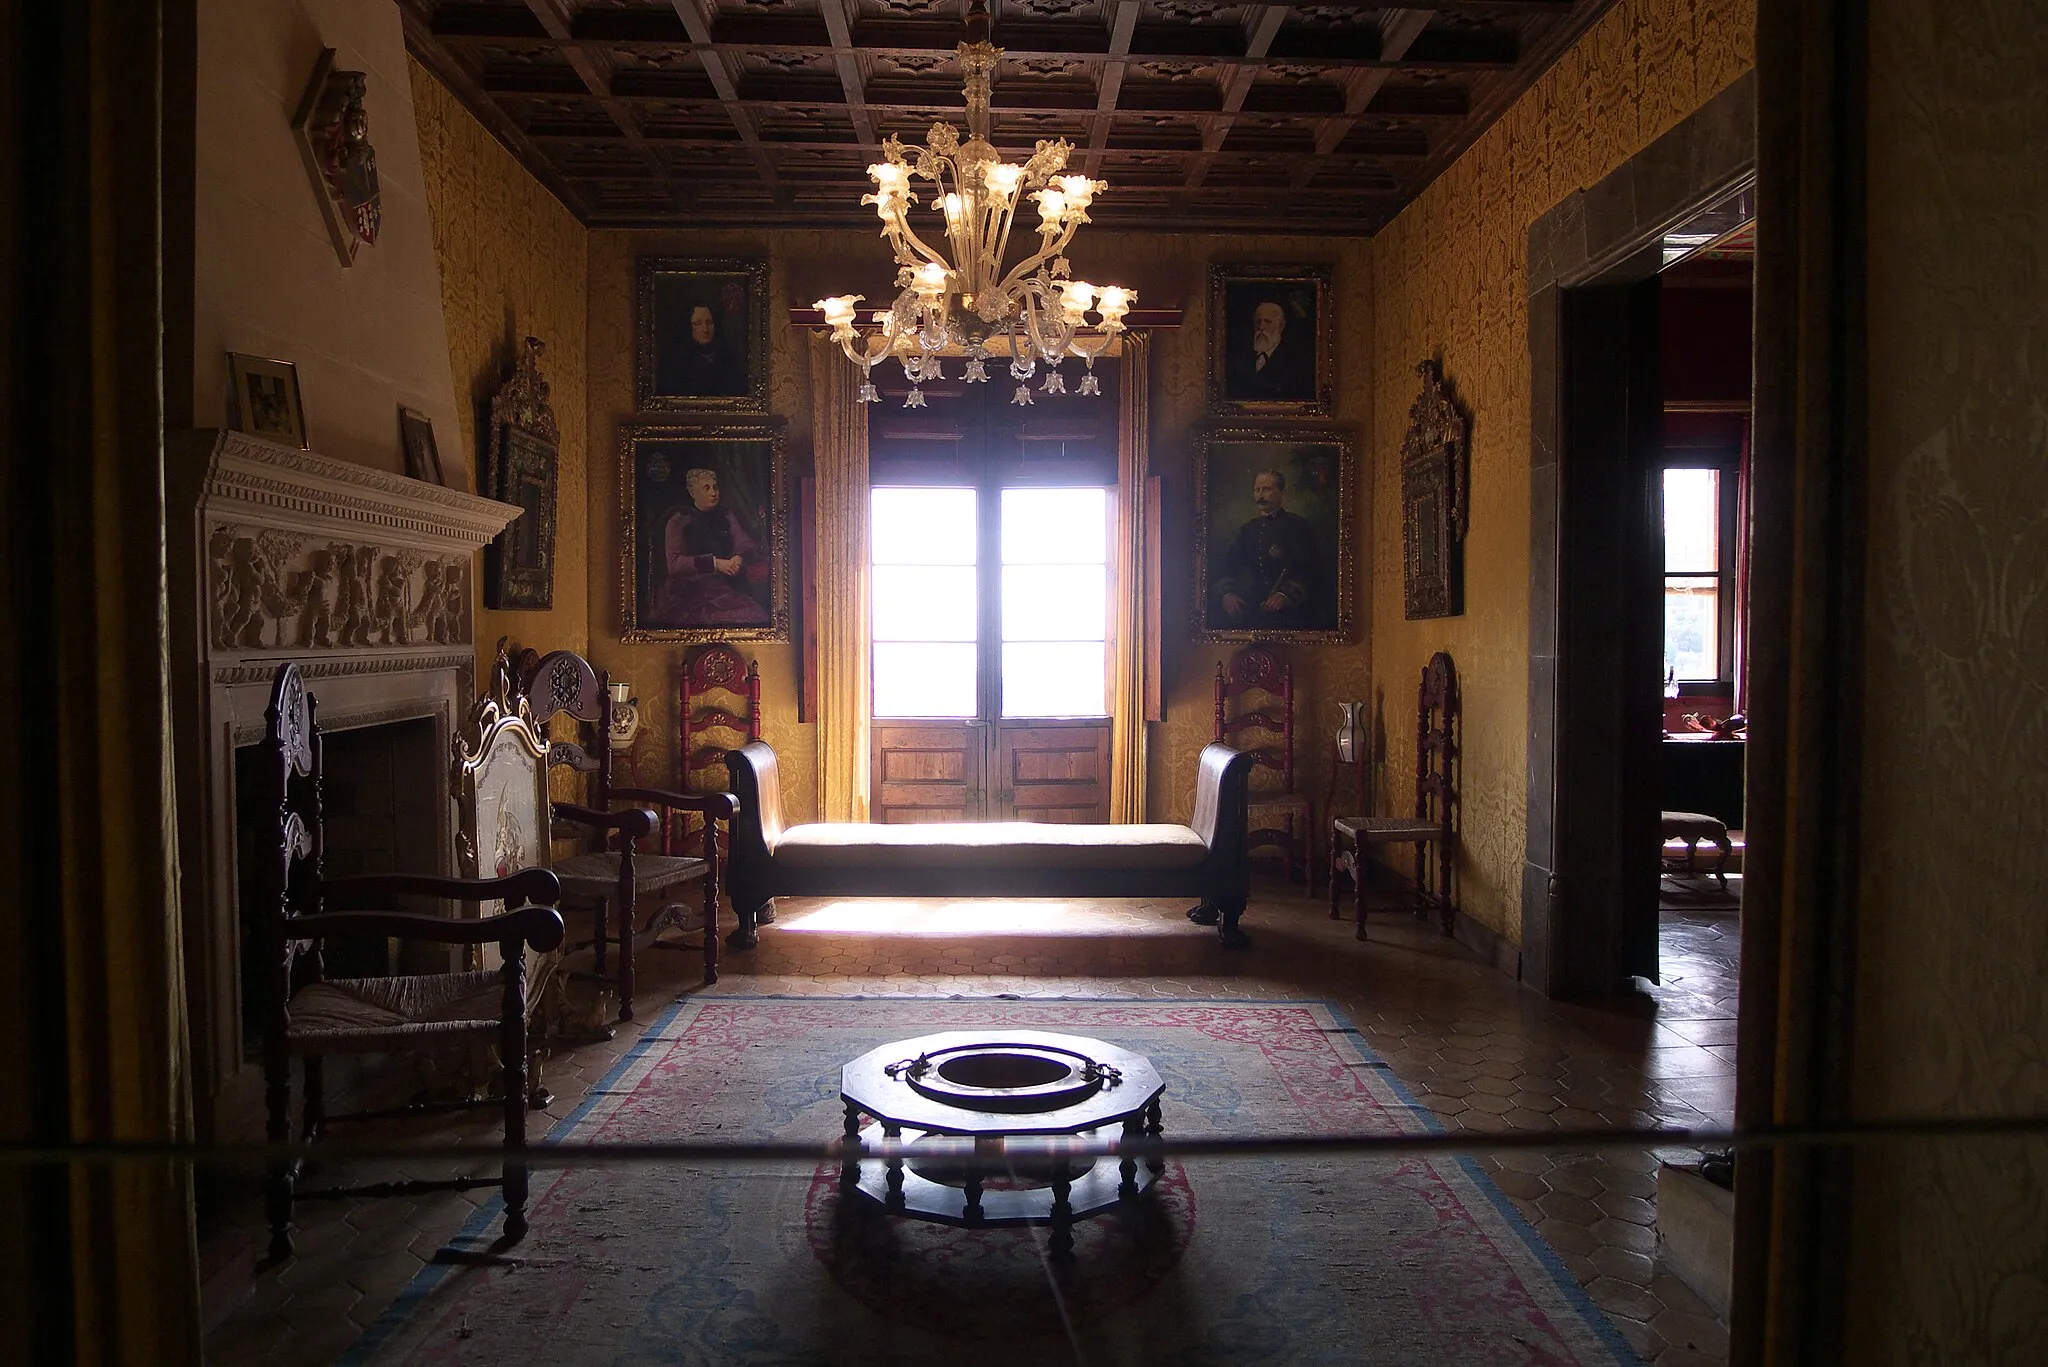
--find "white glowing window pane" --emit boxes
[873,643,977,718]
[1002,487,1108,564]
[872,487,977,565]
[1664,468,1720,573]
[1002,564,1106,642]
[873,565,976,642]
[1665,577,1720,681]
[1002,643,1108,718]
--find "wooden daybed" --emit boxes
[722,741,1257,949]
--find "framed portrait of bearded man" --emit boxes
[619,419,790,643]
[1192,426,1356,644]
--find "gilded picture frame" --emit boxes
[1401,360,1469,620]
[225,352,308,449]
[1193,425,1356,644]
[1207,263,1334,419]
[483,337,558,611]
[635,256,771,413]
[619,419,790,643]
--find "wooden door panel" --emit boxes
[871,723,985,823]
[995,723,1110,823]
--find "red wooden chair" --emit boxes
[673,644,760,860]
[1329,651,1459,938]
[1213,646,1314,883]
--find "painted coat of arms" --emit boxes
[294,49,381,266]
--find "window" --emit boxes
[870,485,1110,720]
[1662,460,1738,686]
[1001,487,1109,718]
[871,487,978,718]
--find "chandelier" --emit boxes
[813,0,1133,409]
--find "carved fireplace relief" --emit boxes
[171,429,521,1136]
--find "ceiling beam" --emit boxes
[666,0,783,202]
[1296,8,1434,189]
[1178,6,1290,201]
[399,5,592,219]
[817,0,876,151]
[521,0,676,196]
[1082,1,1140,177]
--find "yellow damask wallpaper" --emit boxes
[409,60,593,695]
[1849,0,2048,1358]
[1368,0,1755,945]
[583,228,1371,829]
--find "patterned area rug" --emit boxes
[345,998,1640,1366]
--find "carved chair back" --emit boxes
[518,648,616,812]
[1212,646,1297,795]
[676,643,759,855]
[262,663,327,998]
[1414,651,1460,835]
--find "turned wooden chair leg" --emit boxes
[1355,843,1371,941]
[501,940,531,1241]
[264,1049,294,1261]
[301,1055,324,1144]
[1327,835,1343,918]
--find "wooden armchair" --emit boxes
[518,648,736,1010]
[258,662,565,1262]
[1329,651,1459,939]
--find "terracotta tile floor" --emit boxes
[204,877,1741,1366]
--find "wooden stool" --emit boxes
[1660,810,1732,890]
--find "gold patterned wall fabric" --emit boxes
[1847,1,2048,1359]
[584,228,1372,828]
[409,60,592,697]
[1368,0,1756,944]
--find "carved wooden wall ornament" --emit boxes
[1401,360,1469,620]
[292,48,381,267]
[484,337,560,611]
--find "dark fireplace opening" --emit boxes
[234,715,443,1062]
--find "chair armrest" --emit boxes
[287,904,567,953]
[611,785,739,821]
[323,868,561,910]
[554,803,658,839]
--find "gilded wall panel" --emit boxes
[1368,0,1755,944]
[1847,0,2048,1358]
[583,228,1372,828]
[409,61,592,700]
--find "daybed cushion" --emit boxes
[771,821,1210,872]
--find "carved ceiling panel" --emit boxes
[402,0,1616,232]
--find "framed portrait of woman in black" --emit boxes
[619,419,789,643]
[636,257,770,413]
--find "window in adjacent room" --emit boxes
[1662,457,1739,686]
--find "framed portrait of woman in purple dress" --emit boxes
[619,419,789,643]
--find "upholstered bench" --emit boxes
[723,740,1257,949]
[1661,809,1733,889]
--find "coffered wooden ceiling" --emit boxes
[402,0,1615,233]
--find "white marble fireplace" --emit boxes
[171,430,520,1133]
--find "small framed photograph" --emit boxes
[1207,264,1333,417]
[619,419,788,642]
[1193,425,1356,644]
[636,257,770,412]
[226,353,308,448]
[397,406,443,486]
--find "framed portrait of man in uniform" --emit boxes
[1192,426,1356,644]
[1207,263,1333,418]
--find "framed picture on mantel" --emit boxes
[482,337,558,611]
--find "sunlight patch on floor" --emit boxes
[775,898,1168,935]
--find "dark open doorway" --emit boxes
[1521,73,1756,999]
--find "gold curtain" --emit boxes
[1108,333,1152,823]
[811,341,872,822]
[0,0,203,1360]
